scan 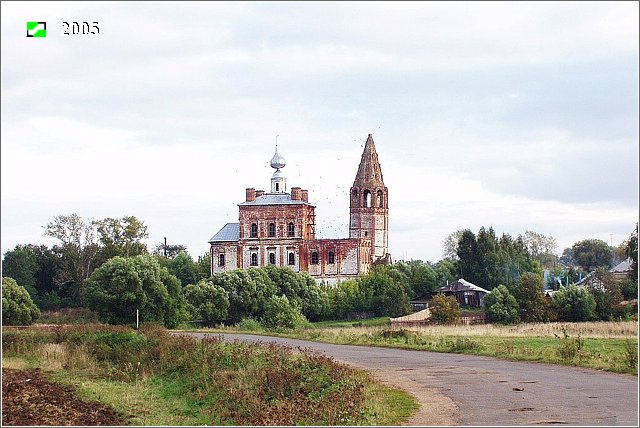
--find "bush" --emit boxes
[261,295,309,330]
[619,279,638,301]
[429,293,460,324]
[553,285,596,322]
[2,277,41,325]
[236,317,263,331]
[184,279,229,326]
[85,255,188,328]
[484,285,519,324]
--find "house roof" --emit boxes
[435,278,490,294]
[208,223,240,243]
[239,193,314,206]
[610,259,632,273]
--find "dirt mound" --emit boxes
[2,368,128,426]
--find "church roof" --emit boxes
[208,223,239,243]
[353,134,385,188]
[239,193,314,206]
[611,258,632,273]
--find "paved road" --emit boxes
[181,332,638,426]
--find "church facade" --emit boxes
[208,134,389,283]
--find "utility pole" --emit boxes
[164,237,167,258]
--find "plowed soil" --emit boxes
[2,368,128,426]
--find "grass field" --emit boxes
[199,319,638,375]
[2,324,417,426]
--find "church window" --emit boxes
[352,189,358,201]
[250,223,258,238]
[364,190,372,208]
[288,222,295,237]
[269,252,276,265]
[288,252,295,265]
[377,191,383,207]
[219,253,225,267]
[276,183,280,191]
[311,251,319,264]
[328,251,335,264]
[250,253,258,266]
[268,223,276,237]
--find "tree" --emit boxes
[587,268,623,321]
[512,272,548,323]
[2,245,38,297]
[441,229,465,261]
[213,268,277,323]
[44,214,100,304]
[626,223,638,282]
[195,252,212,281]
[429,294,460,324]
[152,242,187,259]
[2,277,40,325]
[169,251,198,287]
[85,255,187,328]
[184,279,229,326]
[261,295,308,330]
[457,229,478,282]
[571,239,613,271]
[553,285,596,322]
[95,216,148,263]
[523,230,558,269]
[484,285,519,324]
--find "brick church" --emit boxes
[208,134,390,283]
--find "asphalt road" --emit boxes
[181,332,639,426]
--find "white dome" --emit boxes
[270,151,286,169]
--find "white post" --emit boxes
[136,309,139,329]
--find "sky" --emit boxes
[1,1,638,264]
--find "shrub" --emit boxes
[184,279,229,326]
[261,295,309,330]
[484,285,519,324]
[236,317,264,331]
[429,293,460,324]
[553,285,596,322]
[2,277,41,325]
[555,326,584,360]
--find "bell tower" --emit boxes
[349,134,389,262]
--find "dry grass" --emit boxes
[311,320,637,340]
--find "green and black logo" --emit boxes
[27,22,46,37]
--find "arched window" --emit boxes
[219,253,225,267]
[268,223,276,237]
[288,252,295,265]
[377,190,384,208]
[269,252,276,265]
[364,190,372,208]
[311,251,319,264]
[288,222,295,237]
[352,189,358,201]
[251,253,258,266]
[328,251,335,264]
[250,223,258,238]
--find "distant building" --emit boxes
[411,278,490,310]
[610,258,633,281]
[207,134,390,284]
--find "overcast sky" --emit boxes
[1,1,638,264]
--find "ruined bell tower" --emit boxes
[349,134,389,262]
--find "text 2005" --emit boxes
[62,22,99,35]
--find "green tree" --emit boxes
[571,239,613,271]
[523,230,558,269]
[587,268,623,321]
[358,265,411,317]
[553,285,596,322]
[213,268,277,323]
[169,251,198,287]
[184,279,229,326]
[2,277,41,325]
[429,294,460,324]
[512,272,548,322]
[433,259,457,289]
[261,295,308,330]
[2,245,38,297]
[95,216,148,263]
[484,285,520,324]
[195,252,212,281]
[441,229,465,261]
[626,223,638,282]
[44,213,100,304]
[85,255,187,328]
